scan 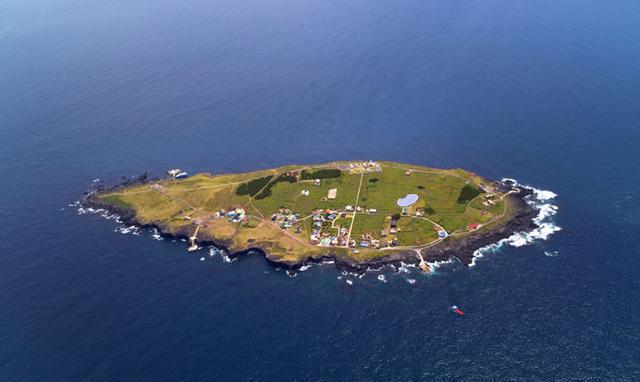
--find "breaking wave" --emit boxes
[426,258,456,272]
[115,225,140,236]
[221,251,237,263]
[469,180,561,267]
[396,262,416,274]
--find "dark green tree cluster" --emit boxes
[456,185,480,204]
[235,175,274,196]
[254,173,298,200]
[300,169,341,180]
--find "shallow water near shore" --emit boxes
[2,0,640,380]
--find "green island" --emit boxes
[88,161,530,271]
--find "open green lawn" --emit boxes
[469,197,505,215]
[396,217,438,246]
[350,214,387,240]
[360,167,469,214]
[251,173,362,217]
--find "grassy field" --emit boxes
[97,161,507,262]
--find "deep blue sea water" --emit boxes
[2,0,640,380]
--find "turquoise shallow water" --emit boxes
[1,0,640,380]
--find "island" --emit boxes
[83,161,539,273]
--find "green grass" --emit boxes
[251,172,362,217]
[429,212,472,232]
[359,168,468,215]
[350,214,387,240]
[396,218,438,246]
[254,173,298,200]
[470,198,505,214]
[99,194,132,209]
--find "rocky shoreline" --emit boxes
[82,176,540,275]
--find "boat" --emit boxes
[450,305,465,316]
[167,168,189,179]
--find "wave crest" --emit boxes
[469,179,561,267]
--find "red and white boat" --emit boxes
[450,305,465,316]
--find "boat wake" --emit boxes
[469,179,561,267]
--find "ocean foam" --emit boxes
[397,263,415,274]
[115,225,140,235]
[426,258,456,272]
[469,180,561,267]
[151,229,163,241]
[221,252,237,263]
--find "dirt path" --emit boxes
[151,184,197,211]
[346,172,365,244]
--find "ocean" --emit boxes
[2,0,640,380]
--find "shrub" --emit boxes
[369,178,379,183]
[456,185,480,204]
[235,175,273,196]
[421,206,435,215]
[275,173,297,183]
[254,189,272,200]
